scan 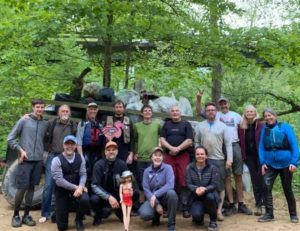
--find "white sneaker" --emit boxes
[38,217,47,223]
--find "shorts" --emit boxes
[226,142,243,176]
[16,161,43,189]
[207,159,226,191]
[164,151,190,187]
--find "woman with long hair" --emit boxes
[238,105,265,216]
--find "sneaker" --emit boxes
[290,215,299,223]
[254,206,262,216]
[22,215,36,226]
[258,213,274,222]
[156,203,163,216]
[75,220,84,231]
[11,216,22,228]
[238,203,253,215]
[224,205,237,216]
[182,210,191,218]
[217,212,224,221]
[208,221,218,231]
[39,217,48,223]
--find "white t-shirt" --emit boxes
[216,111,241,142]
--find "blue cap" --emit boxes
[63,135,77,144]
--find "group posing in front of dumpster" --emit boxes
[6,90,299,231]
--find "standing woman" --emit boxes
[258,108,299,223]
[238,105,265,216]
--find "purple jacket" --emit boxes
[142,163,175,200]
[238,120,263,160]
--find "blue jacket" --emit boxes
[259,122,299,168]
[142,163,174,200]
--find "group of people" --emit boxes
[6,92,299,231]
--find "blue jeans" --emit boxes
[41,152,57,218]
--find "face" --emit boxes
[63,141,76,156]
[141,107,153,120]
[264,112,277,125]
[105,146,118,161]
[114,102,125,116]
[58,105,71,121]
[195,148,207,164]
[205,105,217,121]
[86,106,98,120]
[219,100,229,113]
[170,106,181,122]
[32,103,45,117]
[151,151,163,167]
[245,108,256,120]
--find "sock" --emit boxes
[24,206,30,216]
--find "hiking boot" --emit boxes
[22,215,36,226]
[290,215,299,223]
[156,203,163,216]
[11,215,22,228]
[258,213,274,222]
[93,215,102,226]
[254,206,262,216]
[182,210,191,218]
[152,214,161,226]
[238,203,253,215]
[75,220,84,231]
[217,212,224,221]
[224,205,237,216]
[208,221,218,231]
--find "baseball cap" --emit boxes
[105,141,118,149]
[63,135,77,144]
[151,146,164,155]
[218,96,229,103]
[87,102,98,108]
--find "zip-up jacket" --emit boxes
[143,163,175,200]
[259,122,299,168]
[7,114,48,161]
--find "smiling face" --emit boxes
[195,147,207,165]
[105,146,118,161]
[63,140,76,157]
[219,100,230,113]
[141,107,153,120]
[245,107,256,120]
[58,105,71,121]
[170,105,181,122]
[86,106,98,120]
[32,103,45,118]
[151,151,164,168]
[264,111,277,125]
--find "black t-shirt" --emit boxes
[161,120,193,152]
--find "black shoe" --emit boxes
[238,203,253,215]
[258,213,274,222]
[22,215,36,226]
[152,215,161,226]
[182,210,191,218]
[208,221,218,231]
[290,215,299,223]
[193,218,204,226]
[93,216,102,226]
[11,215,22,228]
[224,205,237,216]
[75,220,84,231]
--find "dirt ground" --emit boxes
[0,192,299,231]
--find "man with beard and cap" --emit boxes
[90,141,138,226]
[216,97,252,216]
[51,135,89,231]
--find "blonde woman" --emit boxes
[238,105,266,216]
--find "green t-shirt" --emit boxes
[134,120,161,161]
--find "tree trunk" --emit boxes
[211,63,222,104]
[102,1,113,87]
[124,42,132,89]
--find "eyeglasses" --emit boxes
[205,109,216,112]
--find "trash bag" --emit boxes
[126,101,144,123]
[115,89,140,105]
[83,82,102,99]
[178,97,193,116]
[153,96,178,113]
[99,87,115,102]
